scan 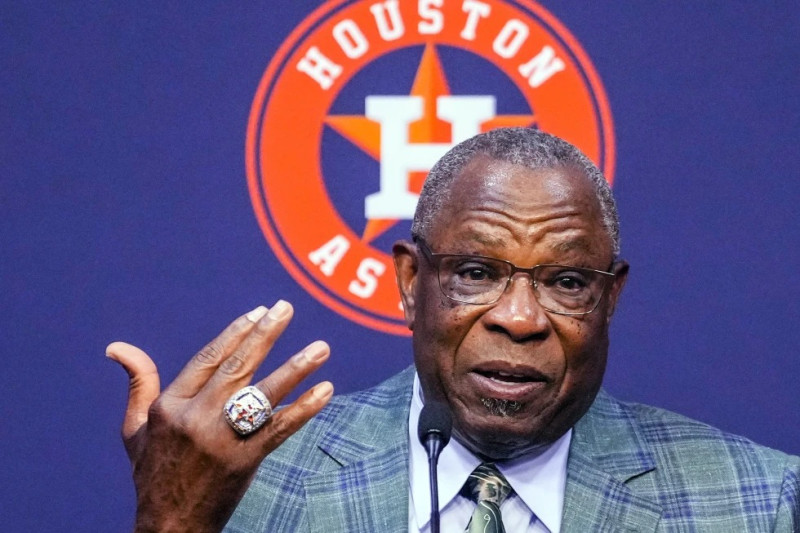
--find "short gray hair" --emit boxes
[410,127,620,256]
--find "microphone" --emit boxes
[417,401,452,533]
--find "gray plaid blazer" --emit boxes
[225,367,799,532]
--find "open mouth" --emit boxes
[469,366,548,402]
[478,370,535,383]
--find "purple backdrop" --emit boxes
[2,1,798,531]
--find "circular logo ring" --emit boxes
[246,0,614,335]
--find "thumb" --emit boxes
[106,341,161,448]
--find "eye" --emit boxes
[452,261,501,283]
[463,268,489,281]
[548,270,590,292]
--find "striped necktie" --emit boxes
[463,463,513,533]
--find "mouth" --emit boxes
[468,364,549,402]
[479,370,535,383]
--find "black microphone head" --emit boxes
[418,401,452,446]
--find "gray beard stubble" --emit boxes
[481,397,523,417]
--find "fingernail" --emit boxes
[304,341,329,363]
[105,342,121,360]
[246,305,268,323]
[312,381,333,400]
[267,299,291,320]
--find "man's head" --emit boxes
[393,128,628,460]
[411,127,620,256]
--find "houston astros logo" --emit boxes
[246,0,614,335]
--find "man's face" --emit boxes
[394,155,628,459]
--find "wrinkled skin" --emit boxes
[394,156,628,460]
[108,302,333,533]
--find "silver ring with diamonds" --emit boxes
[223,385,273,436]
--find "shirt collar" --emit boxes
[409,373,571,533]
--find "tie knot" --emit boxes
[463,463,513,506]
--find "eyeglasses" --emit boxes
[416,239,616,316]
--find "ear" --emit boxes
[392,240,419,330]
[605,260,629,322]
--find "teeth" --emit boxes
[486,371,529,383]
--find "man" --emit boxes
[109,128,799,532]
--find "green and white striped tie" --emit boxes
[463,463,513,533]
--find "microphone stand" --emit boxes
[424,436,444,533]
[418,402,451,533]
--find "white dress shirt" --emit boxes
[408,374,571,533]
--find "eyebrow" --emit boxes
[453,233,507,252]
[551,237,596,255]
[445,231,604,262]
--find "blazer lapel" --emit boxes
[561,390,663,532]
[304,442,409,533]
[302,367,415,533]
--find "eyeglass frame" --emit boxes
[414,237,618,316]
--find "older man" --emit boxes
[109,128,799,532]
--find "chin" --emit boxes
[453,406,552,460]
[455,427,544,460]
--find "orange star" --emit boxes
[325,44,536,244]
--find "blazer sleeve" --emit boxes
[772,459,800,533]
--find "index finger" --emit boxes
[166,305,269,398]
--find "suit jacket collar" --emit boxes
[562,389,663,532]
[303,367,415,533]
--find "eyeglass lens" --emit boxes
[436,255,609,314]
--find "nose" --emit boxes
[481,274,551,341]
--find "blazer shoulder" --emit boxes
[568,392,800,532]
[626,395,797,469]
[585,390,800,489]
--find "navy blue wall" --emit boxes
[2,2,798,530]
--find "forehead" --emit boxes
[428,156,611,258]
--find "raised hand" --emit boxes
[107,301,332,533]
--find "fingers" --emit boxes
[257,381,334,453]
[109,302,328,455]
[166,305,270,398]
[200,301,295,397]
[106,341,161,443]
[253,340,330,407]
